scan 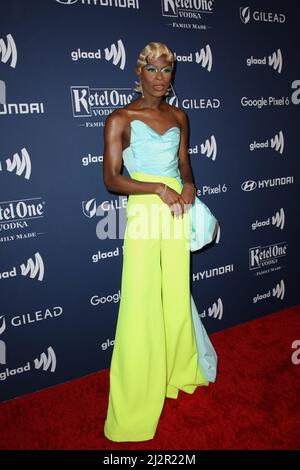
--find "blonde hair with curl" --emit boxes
[134,42,175,94]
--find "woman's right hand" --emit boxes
[157,184,186,218]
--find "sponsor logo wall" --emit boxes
[0,0,299,402]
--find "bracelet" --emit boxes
[159,183,167,198]
[184,182,196,190]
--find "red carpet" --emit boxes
[0,306,299,450]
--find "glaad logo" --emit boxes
[273,279,285,300]
[105,39,125,70]
[195,45,212,71]
[249,242,287,270]
[82,153,103,166]
[240,6,286,24]
[253,279,285,303]
[200,135,217,160]
[252,208,285,231]
[249,131,284,154]
[241,176,293,192]
[20,252,44,281]
[201,298,223,320]
[271,131,284,153]
[71,39,126,70]
[0,33,17,68]
[0,147,32,179]
[0,252,44,281]
[0,346,57,382]
[269,49,283,73]
[34,346,56,372]
[174,45,213,72]
[272,208,285,230]
[0,316,6,365]
[246,48,283,74]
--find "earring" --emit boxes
[164,85,172,96]
[133,80,144,97]
[165,82,177,98]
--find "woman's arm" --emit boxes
[103,110,164,196]
[177,109,196,206]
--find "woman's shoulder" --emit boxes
[163,102,187,127]
[165,102,186,119]
[105,99,142,126]
[104,108,131,134]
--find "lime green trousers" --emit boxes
[104,172,209,442]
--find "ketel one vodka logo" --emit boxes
[162,0,214,17]
[70,86,132,117]
[0,147,32,179]
[0,198,44,228]
[249,242,287,270]
[0,33,17,68]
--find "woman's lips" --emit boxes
[153,85,164,90]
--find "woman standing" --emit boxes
[103,42,217,442]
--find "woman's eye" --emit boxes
[162,68,172,73]
[146,67,156,72]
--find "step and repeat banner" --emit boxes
[0,0,299,402]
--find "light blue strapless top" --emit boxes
[122,118,218,383]
[122,119,182,181]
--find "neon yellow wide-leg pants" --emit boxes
[104,172,209,442]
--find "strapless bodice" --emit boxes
[122,119,182,181]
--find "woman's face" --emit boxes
[137,54,173,97]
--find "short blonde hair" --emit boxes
[134,42,174,94]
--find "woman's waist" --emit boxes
[130,171,182,191]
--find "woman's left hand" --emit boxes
[181,183,196,212]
